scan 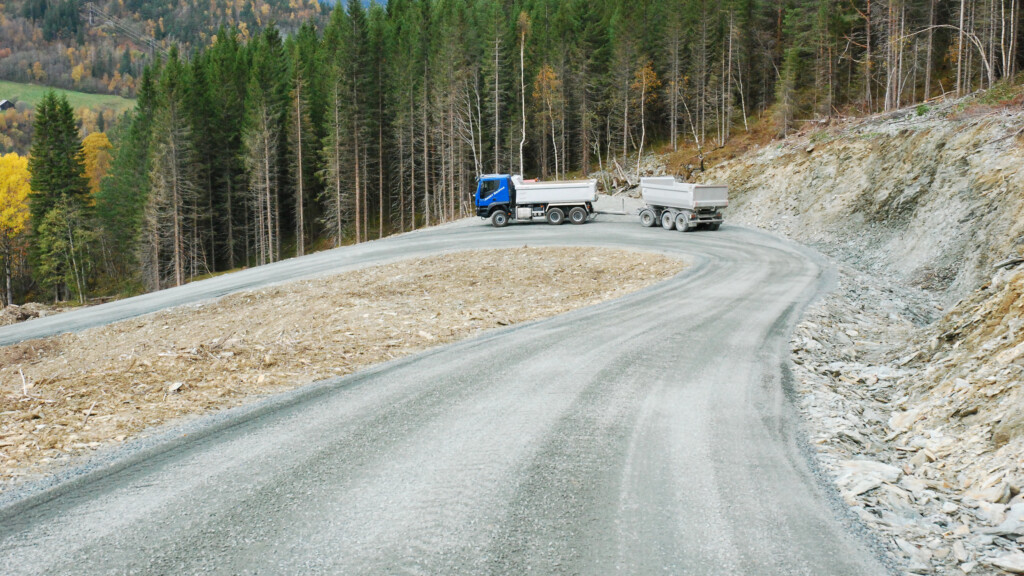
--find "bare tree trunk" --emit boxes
[519,27,527,176]
[547,98,559,178]
[958,0,968,95]
[263,139,274,264]
[410,91,417,230]
[378,118,384,239]
[295,86,305,257]
[333,99,343,244]
[423,69,430,227]
[925,0,936,98]
[65,215,84,304]
[171,137,183,286]
[494,35,501,174]
[362,146,368,242]
[635,67,647,179]
[866,0,874,108]
[243,196,250,265]
[670,26,680,151]
[1010,0,1019,77]
[580,63,590,176]
[354,122,361,244]
[737,53,749,130]
[4,254,11,306]
[399,125,406,232]
[726,11,734,140]
[622,75,629,158]
[226,175,235,269]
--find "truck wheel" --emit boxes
[661,211,676,230]
[546,207,565,225]
[708,222,721,231]
[676,213,697,232]
[639,209,656,227]
[491,210,509,227]
[569,207,588,225]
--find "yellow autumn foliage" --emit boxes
[0,152,30,245]
[82,132,113,196]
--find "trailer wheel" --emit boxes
[491,210,509,228]
[708,222,721,231]
[675,213,694,232]
[661,211,676,230]
[546,207,565,225]
[568,207,588,225]
[639,209,656,227]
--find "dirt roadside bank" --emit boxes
[0,246,684,489]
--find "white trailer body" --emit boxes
[638,177,728,232]
[511,175,598,205]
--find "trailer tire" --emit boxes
[491,210,509,228]
[675,213,700,230]
[639,209,656,227]
[661,211,676,230]
[568,207,588,225]
[546,207,565,225]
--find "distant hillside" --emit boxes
[0,0,326,98]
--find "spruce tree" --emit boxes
[96,64,158,287]
[27,91,91,301]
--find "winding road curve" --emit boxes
[0,214,890,575]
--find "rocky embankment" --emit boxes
[698,99,1024,575]
[705,100,1024,297]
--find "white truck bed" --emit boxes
[512,175,598,205]
[641,177,729,210]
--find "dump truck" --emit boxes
[475,174,598,227]
[638,177,729,231]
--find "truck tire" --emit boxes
[708,222,721,231]
[568,206,588,225]
[638,209,656,227]
[661,211,676,230]
[491,210,509,227]
[676,213,694,232]
[546,207,565,225]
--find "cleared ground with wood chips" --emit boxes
[0,247,683,487]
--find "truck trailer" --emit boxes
[475,174,597,227]
[638,177,729,231]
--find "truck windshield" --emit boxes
[480,179,501,198]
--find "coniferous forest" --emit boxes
[0,0,1022,305]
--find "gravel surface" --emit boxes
[0,215,891,575]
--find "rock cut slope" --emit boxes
[694,98,1024,574]
[704,100,1024,301]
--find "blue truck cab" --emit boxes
[475,174,513,218]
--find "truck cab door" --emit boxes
[476,178,509,209]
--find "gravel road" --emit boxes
[0,214,890,575]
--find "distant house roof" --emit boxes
[0,100,14,110]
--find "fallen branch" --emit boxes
[988,126,1024,145]
[82,401,97,426]
[995,257,1024,270]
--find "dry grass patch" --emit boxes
[0,247,684,486]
